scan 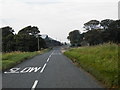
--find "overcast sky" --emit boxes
[0,0,119,42]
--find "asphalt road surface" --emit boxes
[2,47,104,89]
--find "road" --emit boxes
[2,47,103,89]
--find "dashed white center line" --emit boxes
[47,58,50,62]
[40,63,47,73]
[49,55,51,58]
[31,80,38,90]
[46,50,54,62]
[31,51,55,89]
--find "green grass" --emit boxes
[1,49,49,71]
[64,43,119,88]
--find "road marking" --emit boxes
[4,72,19,74]
[20,67,41,73]
[49,55,51,58]
[47,58,50,62]
[20,67,32,73]
[31,80,38,90]
[40,63,47,73]
[4,51,54,74]
[46,50,54,62]
[50,51,54,56]
[29,67,41,72]
[4,68,20,74]
[4,67,41,74]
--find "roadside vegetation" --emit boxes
[1,49,49,71]
[64,43,119,88]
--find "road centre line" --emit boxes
[31,80,38,90]
[47,50,54,62]
[47,58,50,62]
[31,51,54,89]
[49,55,51,58]
[50,50,54,55]
[40,63,47,73]
[40,51,54,73]
[48,54,51,58]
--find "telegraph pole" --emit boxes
[38,36,39,51]
[36,34,40,51]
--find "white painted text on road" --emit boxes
[4,67,41,74]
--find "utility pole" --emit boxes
[38,36,39,51]
[36,34,40,51]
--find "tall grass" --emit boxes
[64,43,119,88]
[1,49,49,71]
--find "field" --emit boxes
[1,49,49,71]
[64,43,119,88]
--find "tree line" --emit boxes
[1,26,47,52]
[67,19,120,46]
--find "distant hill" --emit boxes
[41,34,62,47]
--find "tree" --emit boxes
[100,19,114,30]
[1,26,15,52]
[18,26,40,36]
[14,34,38,51]
[107,20,120,43]
[16,26,46,51]
[83,19,120,45]
[83,20,104,45]
[67,30,83,46]
[38,37,47,49]
[2,26,14,37]
[83,20,100,31]
[5,34,15,52]
[84,29,103,45]
[1,25,48,52]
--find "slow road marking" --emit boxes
[4,51,55,74]
[4,67,41,74]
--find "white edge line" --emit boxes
[40,63,47,73]
[31,80,38,90]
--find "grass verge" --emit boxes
[1,49,49,71]
[64,43,119,88]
